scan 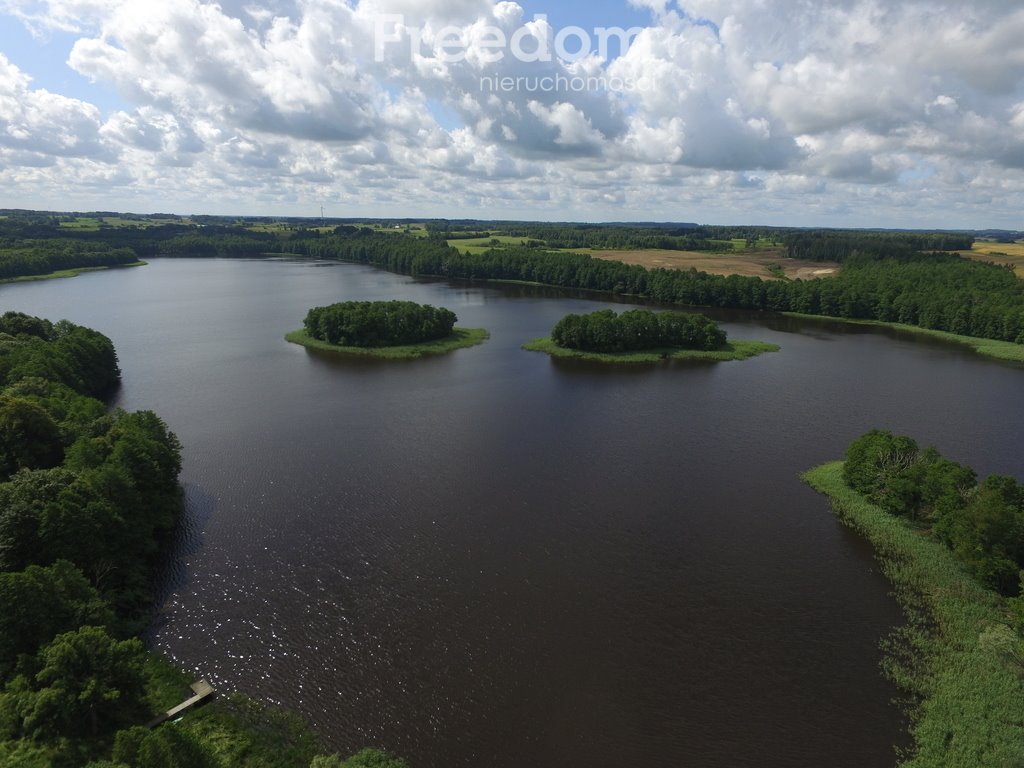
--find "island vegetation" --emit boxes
[303,300,456,346]
[523,309,779,363]
[288,300,487,358]
[804,431,1024,767]
[0,311,406,768]
[551,308,726,352]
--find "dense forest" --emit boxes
[782,231,974,261]
[303,301,457,347]
[550,309,726,352]
[0,312,405,768]
[842,429,1024,595]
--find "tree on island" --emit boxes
[551,309,726,353]
[303,301,457,347]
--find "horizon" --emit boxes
[3,207,1020,234]
[1,0,1022,229]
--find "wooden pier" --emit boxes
[146,679,216,728]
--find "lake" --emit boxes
[3,257,1022,767]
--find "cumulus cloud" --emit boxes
[0,52,112,160]
[0,0,1022,225]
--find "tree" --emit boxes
[550,309,726,352]
[0,396,64,480]
[0,560,113,677]
[303,301,457,347]
[0,313,53,340]
[11,626,146,740]
[904,448,976,522]
[937,475,1024,594]
[842,429,920,512]
[0,467,78,572]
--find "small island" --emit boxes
[286,300,488,359]
[523,308,779,363]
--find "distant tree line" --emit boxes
[0,218,1015,343]
[304,301,457,347]
[286,233,1024,344]
[456,224,731,252]
[551,309,726,352]
[783,231,974,262]
[843,430,1024,595]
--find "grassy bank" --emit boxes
[141,655,322,767]
[784,312,1024,363]
[285,327,488,358]
[802,462,1024,768]
[0,261,147,284]
[521,337,779,363]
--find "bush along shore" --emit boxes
[803,430,1024,768]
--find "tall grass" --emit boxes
[285,327,488,359]
[521,337,779,363]
[803,462,1024,768]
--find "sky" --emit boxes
[0,0,1022,227]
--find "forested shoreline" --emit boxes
[1,214,1021,347]
[289,233,1024,345]
[804,432,1024,767]
[0,312,405,768]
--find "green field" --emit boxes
[447,234,533,254]
[356,222,429,237]
[521,337,779,363]
[706,237,780,251]
[803,462,1024,768]
[285,327,488,358]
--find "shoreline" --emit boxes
[802,462,1024,768]
[0,260,147,284]
[783,312,1024,363]
[521,337,779,363]
[285,327,489,358]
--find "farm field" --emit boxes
[962,240,1024,277]
[591,248,840,280]
[446,235,533,254]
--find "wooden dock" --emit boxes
[146,679,216,728]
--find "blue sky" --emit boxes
[0,24,120,108]
[0,0,1022,227]
[516,0,652,35]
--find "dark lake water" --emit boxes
[4,258,1023,767]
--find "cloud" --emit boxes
[0,52,112,160]
[0,0,1022,225]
